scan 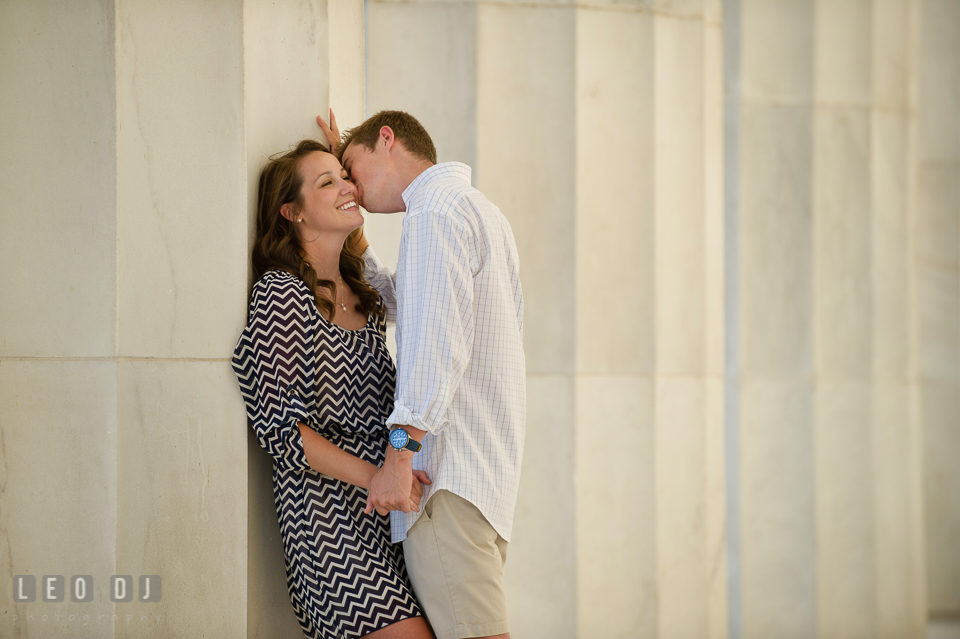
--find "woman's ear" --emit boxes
[280,202,296,223]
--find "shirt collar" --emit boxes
[401,162,472,211]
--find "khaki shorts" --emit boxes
[402,490,509,639]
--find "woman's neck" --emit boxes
[300,231,347,280]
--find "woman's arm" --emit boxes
[298,422,430,509]
[233,273,426,506]
[297,422,376,488]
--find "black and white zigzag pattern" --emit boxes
[233,271,422,639]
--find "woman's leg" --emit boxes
[363,615,434,639]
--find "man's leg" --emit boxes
[402,490,510,639]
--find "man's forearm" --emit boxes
[393,423,428,443]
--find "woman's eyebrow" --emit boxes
[314,170,335,184]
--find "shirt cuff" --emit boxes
[279,387,311,472]
[386,405,446,434]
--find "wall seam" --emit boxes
[571,5,580,635]
[722,0,742,636]
[112,1,121,636]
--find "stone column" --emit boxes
[0,1,363,637]
[0,2,122,637]
[573,2,726,638]
[737,2,818,634]
[916,0,960,622]
[733,0,927,637]
[475,4,579,636]
[114,3,249,635]
[873,1,928,637]
[366,2,725,637]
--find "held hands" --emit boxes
[365,448,432,516]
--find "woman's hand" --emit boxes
[410,470,432,512]
[365,452,432,516]
[317,108,342,151]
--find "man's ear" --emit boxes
[379,126,395,151]
[280,202,296,222]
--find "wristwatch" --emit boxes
[388,428,422,453]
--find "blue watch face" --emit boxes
[389,429,409,449]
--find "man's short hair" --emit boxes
[337,110,437,165]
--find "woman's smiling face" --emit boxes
[292,151,363,240]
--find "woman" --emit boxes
[232,138,433,639]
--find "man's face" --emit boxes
[341,141,396,213]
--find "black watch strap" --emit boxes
[389,428,422,453]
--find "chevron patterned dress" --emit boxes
[232,271,423,639]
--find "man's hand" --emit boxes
[365,448,431,515]
[317,108,342,151]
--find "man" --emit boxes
[325,110,525,639]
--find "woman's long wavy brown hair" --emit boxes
[252,139,382,321]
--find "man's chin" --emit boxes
[362,205,403,215]
[358,195,403,214]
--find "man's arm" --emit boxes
[360,245,398,325]
[365,210,476,514]
[364,424,428,515]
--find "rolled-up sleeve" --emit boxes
[232,275,315,472]
[387,210,475,434]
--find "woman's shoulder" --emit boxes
[252,269,305,293]
[250,270,314,312]
[372,296,388,333]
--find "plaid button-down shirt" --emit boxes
[363,162,526,543]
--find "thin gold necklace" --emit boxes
[337,272,348,312]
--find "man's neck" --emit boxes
[396,159,437,204]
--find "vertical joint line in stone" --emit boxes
[113,0,123,587]
[363,0,369,117]
[722,0,743,637]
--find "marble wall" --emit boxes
[735,0,928,636]
[917,0,960,619]
[1,1,120,636]
[113,4,251,632]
